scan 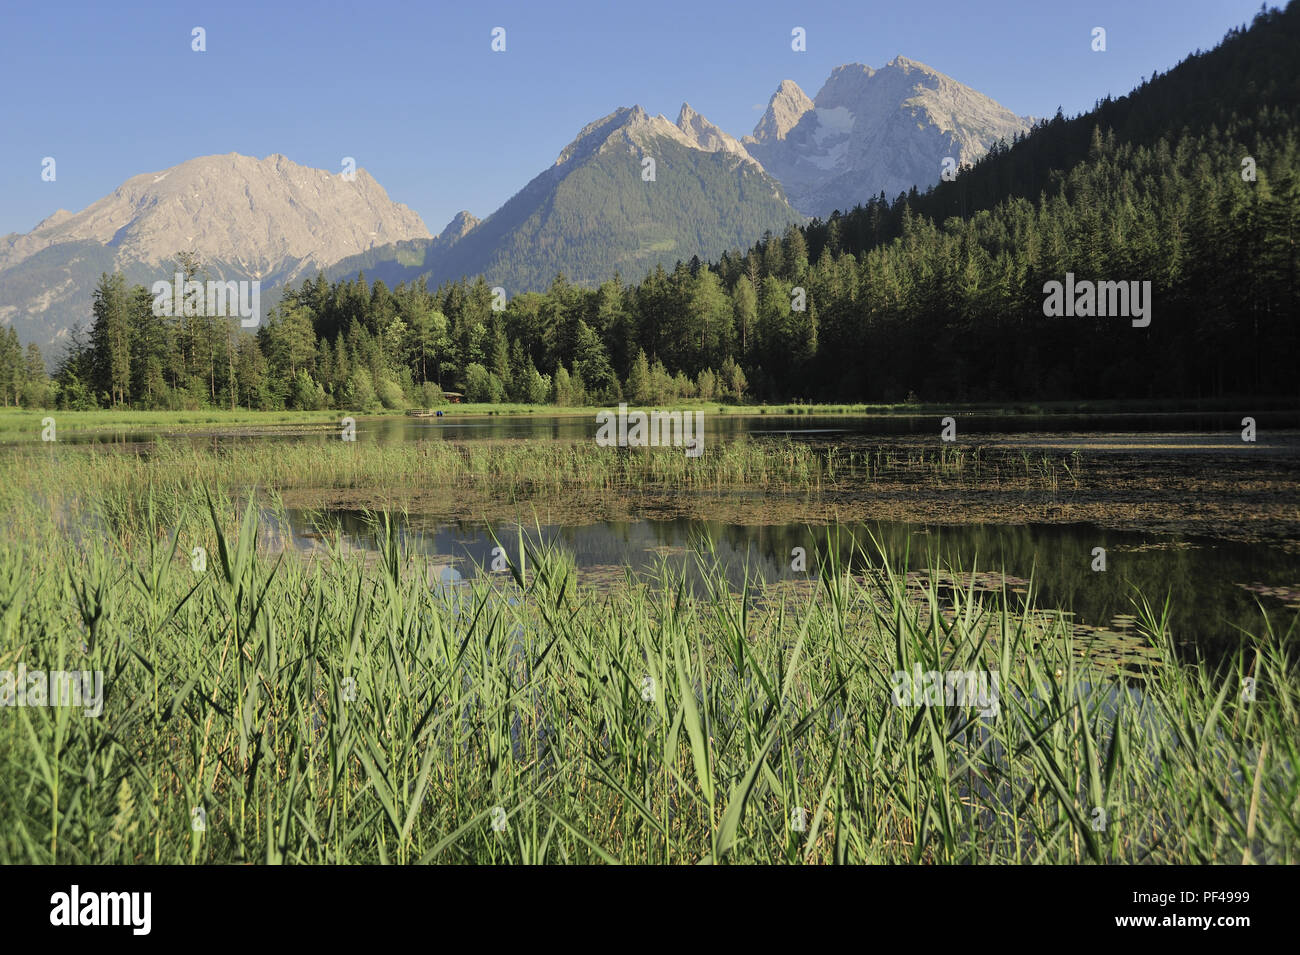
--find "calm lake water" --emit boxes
[35,408,1300,449]
[262,506,1300,656]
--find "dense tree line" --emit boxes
[0,327,52,408]
[32,4,1300,409]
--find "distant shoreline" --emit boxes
[3,397,1298,441]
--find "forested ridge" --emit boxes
[12,3,1297,411]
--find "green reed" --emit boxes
[0,492,1294,864]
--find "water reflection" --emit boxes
[19,409,1300,449]
[271,507,1300,656]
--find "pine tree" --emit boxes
[626,349,651,403]
[90,272,132,406]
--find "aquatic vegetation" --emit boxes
[0,500,1295,864]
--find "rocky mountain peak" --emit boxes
[748,79,814,144]
[0,152,430,276]
[438,210,480,240]
[742,58,1031,218]
[554,107,647,167]
[556,102,758,171]
[676,103,751,159]
[812,64,878,110]
[885,54,927,71]
[0,153,432,345]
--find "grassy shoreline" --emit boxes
[3,396,1297,440]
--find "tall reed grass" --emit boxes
[1,498,1294,864]
[0,440,1080,529]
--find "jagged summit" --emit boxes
[885,54,927,70]
[438,211,480,240]
[747,79,814,144]
[554,103,760,171]
[554,107,648,167]
[427,210,480,254]
[743,58,1031,217]
[676,103,752,159]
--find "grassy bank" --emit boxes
[0,501,1294,864]
[4,395,1294,441]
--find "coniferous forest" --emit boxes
[15,4,1299,411]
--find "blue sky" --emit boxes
[0,0,1269,237]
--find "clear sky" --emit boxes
[0,0,1269,237]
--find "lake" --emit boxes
[74,410,1274,657]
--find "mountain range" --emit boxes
[1,57,1030,350]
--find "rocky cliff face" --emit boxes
[745,79,814,145]
[744,57,1031,217]
[675,103,755,160]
